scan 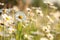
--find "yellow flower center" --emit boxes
[18,16,23,19]
[6,17,10,20]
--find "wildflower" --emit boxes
[15,11,26,22]
[42,26,50,33]
[26,8,31,13]
[2,14,13,25]
[43,1,53,6]
[13,6,19,12]
[24,34,28,38]
[0,2,4,5]
[40,37,48,40]
[47,33,54,40]
[36,9,43,17]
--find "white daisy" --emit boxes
[13,6,19,12]
[15,11,26,22]
[2,14,13,25]
[43,1,54,6]
[47,33,54,40]
[36,9,43,17]
[26,8,31,13]
[0,2,4,5]
[42,26,50,33]
[24,34,28,38]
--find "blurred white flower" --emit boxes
[40,37,48,40]
[0,2,4,5]
[43,1,54,6]
[36,9,43,17]
[47,33,54,40]
[26,8,31,13]
[2,14,13,25]
[44,0,60,6]
[13,6,19,12]
[42,26,50,33]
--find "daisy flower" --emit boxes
[15,11,26,22]
[36,9,43,17]
[26,8,31,13]
[47,33,54,40]
[0,2,4,5]
[13,6,20,12]
[42,26,50,33]
[2,14,13,25]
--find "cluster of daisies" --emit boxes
[0,2,60,40]
[0,8,27,36]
